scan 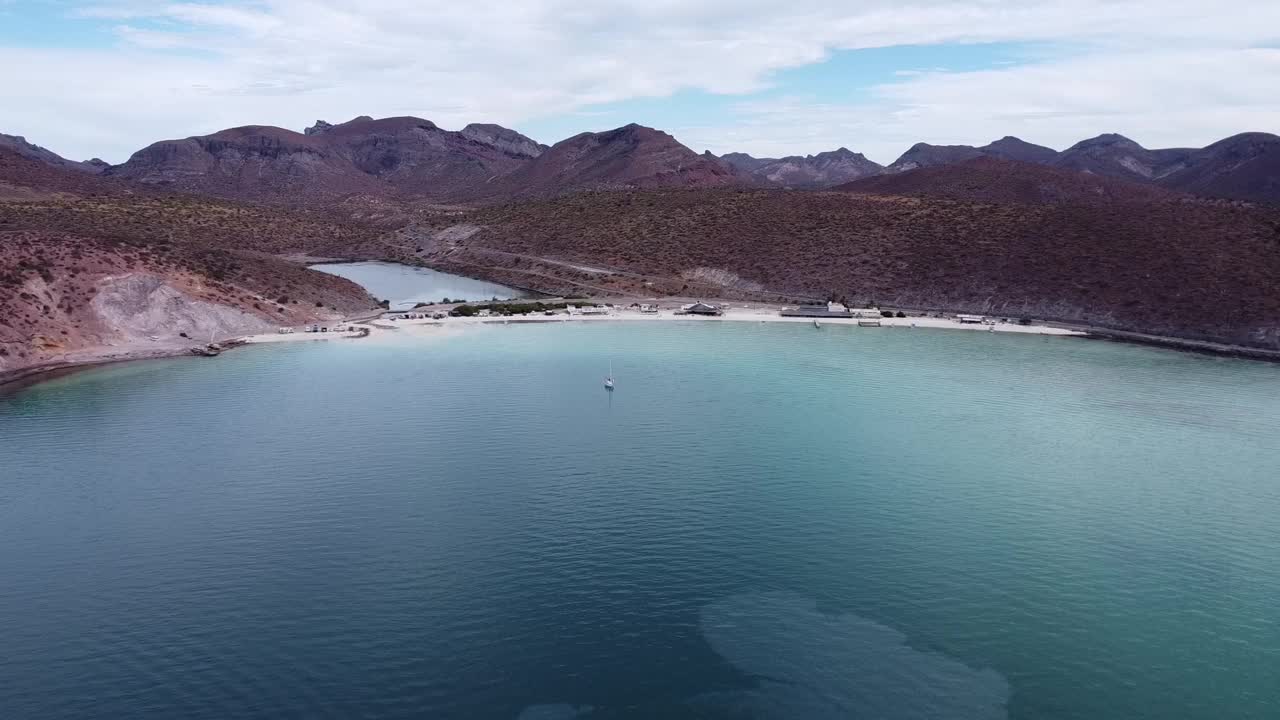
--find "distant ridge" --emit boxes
[0,133,107,174]
[108,116,548,202]
[719,148,883,188]
[481,123,737,198]
[1051,133,1194,181]
[884,143,986,173]
[837,156,1178,204]
[876,132,1280,203]
[1157,132,1280,203]
[0,145,120,199]
[979,136,1058,165]
[7,119,1276,203]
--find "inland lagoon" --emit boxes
[310,261,524,308]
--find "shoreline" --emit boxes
[5,302,1278,393]
[0,344,203,393]
[243,302,1280,362]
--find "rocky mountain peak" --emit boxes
[460,123,546,158]
[0,132,109,173]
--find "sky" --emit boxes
[2,0,1278,165]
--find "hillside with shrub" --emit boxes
[434,188,1280,348]
[0,147,382,373]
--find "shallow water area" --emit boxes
[2,322,1279,719]
[310,261,523,307]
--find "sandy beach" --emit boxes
[238,303,1085,348]
[236,300,1280,362]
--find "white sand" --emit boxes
[241,306,1083,347]
[378,306,1082,334]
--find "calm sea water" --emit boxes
[310,261,523,308]
[2,323,1278,719]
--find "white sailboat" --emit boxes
[604,360,615,390]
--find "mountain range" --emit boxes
[720,148,884,188]
[14,117,1280,204]
[0,133,110,175]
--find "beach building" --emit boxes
[957,314,986,324]
[568,304,610,316]
[781,302,854,319]
[680,302,723,316]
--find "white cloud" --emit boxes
[3,0,1279,162]
[680,47,1280,163]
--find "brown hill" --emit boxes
[0,133,106,174]
[866,133,1280,203]
[433,189,1280,348]
[109,124,383,201]
[1051,134,1193,181]
[0,146,124,200]
[719,148,883,188]
[718,152,771,173]
[316,116,535,196]
[459,123,547,158]
[109,116,544,203]
[1159,133,1280,203]
[0,151,387,374]
[979,136,1058,164]
[0,224,377,374]
[884,143,986,173]
[481,124,738,199]
[835,156,1177,204]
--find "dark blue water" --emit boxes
[2,323,1279,719]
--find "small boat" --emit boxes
[814,319,821,328]
[190,329,222,357]
[604,360,615,390]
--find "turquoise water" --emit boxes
[310,261,522,307]
[2,323,1279,719]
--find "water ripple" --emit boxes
[1,323,1279,719]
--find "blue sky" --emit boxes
[2,1,1277,164]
